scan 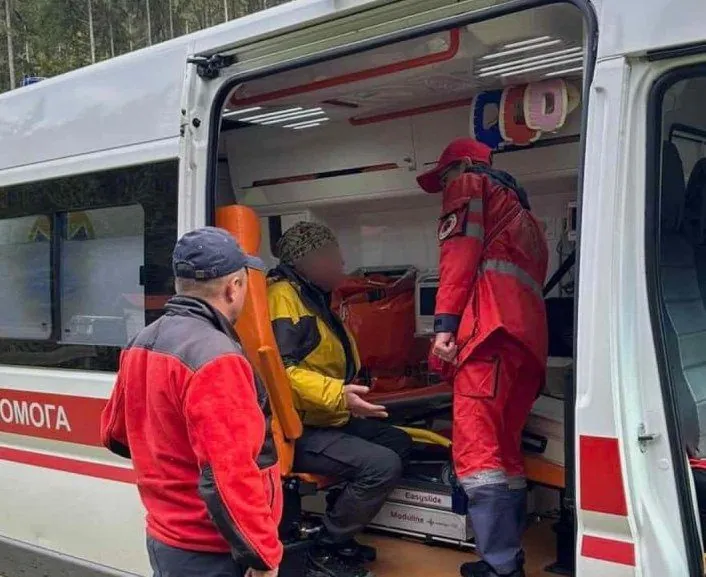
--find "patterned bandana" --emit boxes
[276,221,338,266]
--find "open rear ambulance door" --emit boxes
[575,2,706,576]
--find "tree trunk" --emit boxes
[127,13,133,51]
[223,0,229,21]
[107,0,115,57]
[87,0,96,63]
[145,0,152,46]
[167,0,174,38]
[5,0,15,89]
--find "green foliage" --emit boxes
[0,0,293,93]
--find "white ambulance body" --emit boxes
[1,0,706,575]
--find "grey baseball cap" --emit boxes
[172,226,265,280]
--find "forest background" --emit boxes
[0,0,292,92]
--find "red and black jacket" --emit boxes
[100,296,283,570]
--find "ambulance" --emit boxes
[0,0,705,575]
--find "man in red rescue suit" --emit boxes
[418,138,548,577]
[100,227,283,577]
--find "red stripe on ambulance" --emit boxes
[0,446,135,484]
[0,388,105,446]
[578,435,636,575]
[581,535,636,566]
[579,435,629,516]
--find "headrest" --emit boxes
[661,141,686,233]
[685,157,706,245]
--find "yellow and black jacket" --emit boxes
[267,265,360,428]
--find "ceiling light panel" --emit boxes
[544,66,583,78]
[502,36,552,50]
[289,119,329,130]
[479,38,562,61]
[475,38,585,80]
[223,105,330,130]
[222,106,262,118]
[499,56,583,78]
[240,107,304,122]
[259,109,326,125]
[478,47,583,75]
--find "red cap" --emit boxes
[416,138,493,194]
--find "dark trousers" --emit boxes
[293,417,413,543]
[147,536,245,577]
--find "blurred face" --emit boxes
[440,158,472,191]
[223,269,249,321]
[296,243,345,292]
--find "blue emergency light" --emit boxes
[20,75,45,87]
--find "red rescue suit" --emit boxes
[419,137,548,576]
[435,165,548,482]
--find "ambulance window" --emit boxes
[0,215,52,340]
[651,72,706,459]
[0,160,178,371]
[60,205,145,346]
[647,66,706,571]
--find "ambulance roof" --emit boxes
[1,0,706,181]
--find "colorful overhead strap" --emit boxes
[524,79,569,132]
[470,89,504,150]
[499,84,541,146]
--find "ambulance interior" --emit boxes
[214,4,584,575]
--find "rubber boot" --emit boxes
[460,484,527,576]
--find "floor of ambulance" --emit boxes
[361,519,555,577]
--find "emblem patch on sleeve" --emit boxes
[438,213,458,240]
[437,204,469,241]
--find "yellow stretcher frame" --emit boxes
[397,426,565,490]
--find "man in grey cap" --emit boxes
[101,226,283,577]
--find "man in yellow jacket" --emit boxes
[268,221,413,577]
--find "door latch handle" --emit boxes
[638,423,659,452]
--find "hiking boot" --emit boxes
[306,547,375,577]
[460,560,526,577]
[335,538,377,563]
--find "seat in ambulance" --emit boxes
[686,158,706,298]
[659,142,706,457]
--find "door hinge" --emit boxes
[187,54,237,80]
[637,422,659,452]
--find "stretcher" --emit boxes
[300,415,569,569]
[365,380,571,574]
[216,204,573,576]
[369,383,453,426]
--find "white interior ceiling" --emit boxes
[221,3,585,131]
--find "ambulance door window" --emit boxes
[647,65,706,570]
[652,71,706,459]
[59,205,145,346]
[0,215,52,340]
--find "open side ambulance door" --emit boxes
[576,40,706,577]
